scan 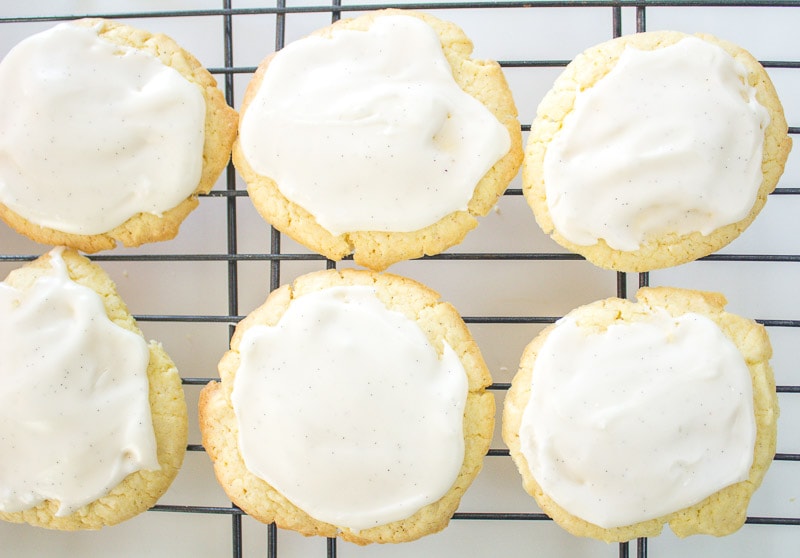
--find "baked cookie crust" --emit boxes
[0,249,188,529]
[502,287,778,541]
[523,31,792,272]
[199,269,495,544]
[233,9,522,271]
[0,18,238,252]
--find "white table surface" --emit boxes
[1,1,798,556]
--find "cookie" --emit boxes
[523,31,792,271]
[0,248,188,529]
[503,287,778,541]
[199,269,494,543]
[233,9,522,270]
[0,18,238,252]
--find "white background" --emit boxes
[1,1,798,556]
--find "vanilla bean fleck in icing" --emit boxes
[519,309,756,528]
[0,248,159,516]
[232,285,468,531]
[544,36,770,250]
[0,22,205,234]
[239,15,511,235]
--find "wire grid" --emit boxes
[0,1,799,557]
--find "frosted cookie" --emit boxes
[0,248,188,530]
[524,31,792,271]
[0,19,238,252]
[199,269,494,543]
[502,287,778,542]
[234,9,522,270]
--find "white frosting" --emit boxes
[239,15,511,235]
[0,248,159,516]
[520,309,756,528]
[0,22,205,235]
[544,36,771,251]
[232,285,468,530]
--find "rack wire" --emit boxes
[1,1,799,557]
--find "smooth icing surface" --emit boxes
[520,309,756,529]
[232,285,468,531]
[0,248,158,516]
[239,15,510,235]
[0,22,205,234]
[544,36,770,250]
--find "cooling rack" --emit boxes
[1,1,798,557]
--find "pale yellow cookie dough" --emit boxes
[233,9,523,271]
[503,287,778,542]
[199,269,495,544]
[0,249,188,530]
[0,18,238,253]
[523,31,792,272]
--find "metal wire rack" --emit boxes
[1,1,799,557]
